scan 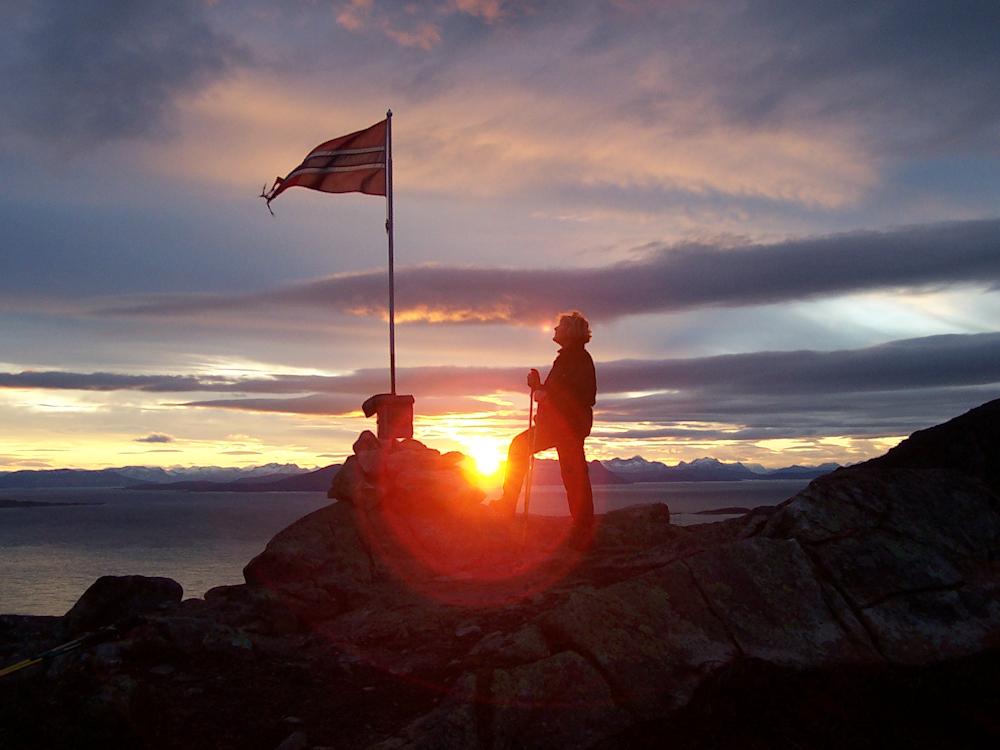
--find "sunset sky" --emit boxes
[1,1,999,473]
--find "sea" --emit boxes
[0,479,809,616]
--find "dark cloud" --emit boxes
[716,1,1000,152]
[0,371,242,393]
[118,448,182,454]
[98,218,1000,324]
[571,1,1000,156]
[594,385,1000,442]
[134,433,174,444]
[181,394,499,417]
[3,332,999,401]
[597,332,1000,396]
[0,366,523,398]
[173,332,1000,443]
[182,394,361,417]
[1,0,245,145]
[3,333,998,444]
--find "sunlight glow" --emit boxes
[2,391,103,414]
[461,436,506,476]
[190,357,347,378]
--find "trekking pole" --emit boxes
[522,382,537,545]
[0,617,143,679]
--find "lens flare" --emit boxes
[461,436,506,477]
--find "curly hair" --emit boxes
[557,310,592,344]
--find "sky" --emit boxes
[1,0,999,473]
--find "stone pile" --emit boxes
[328,430,485,514]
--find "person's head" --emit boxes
[553,311,592,347]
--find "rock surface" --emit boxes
[3,402,1000,748]
[64,575,184,635]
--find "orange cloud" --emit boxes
[451,0,504,21]
[148,72,875,210]
[336,0,374,31]
[380,20,442,50]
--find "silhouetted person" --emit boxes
[494,311,596,532]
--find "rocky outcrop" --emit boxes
[875,397,1000,493]
[753,468,1000,664]
[64,575,184,635]
[241,408,1000,747]
[2,402,1000,749]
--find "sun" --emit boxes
[462,437,506,477]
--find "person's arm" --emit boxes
[527,368,548,400]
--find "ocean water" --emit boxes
[0,480,808,616]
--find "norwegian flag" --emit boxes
[261,119,387,211]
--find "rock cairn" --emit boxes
[328,430,485,514]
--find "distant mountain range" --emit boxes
[0,464,313,490]
[530,459,631,486]
[129,465,340,492]
[600,456,840,483]
[0,455,839,490]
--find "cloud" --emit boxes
[221,450,262,456]
[336,0,373,31]
[596,332,1000,396]
[0,457,52,469]
[2,332,999,400]
[97,218,1000,325]
[183,394,362,416]
[134,433,174,444]
[594,385,1000,438]
[708,1,1000,153]
[451,0,504,22]
[0,0,246,146]
[2,331,998,437]
[381,21,442,50]
[335,0,444,50]
[139,61,876,209]
[0,371,238,393]
[181,394,499,417]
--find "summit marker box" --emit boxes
[362,394,415,440]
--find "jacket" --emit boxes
[536,343,597,438]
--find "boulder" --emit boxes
[63,575,182,634]
[243,502,376,621]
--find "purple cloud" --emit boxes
[96,219,1000,325]
[134,433,174,443]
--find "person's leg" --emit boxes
[498,428,533,513]
[497,426,556,515]
[556,439,594,528]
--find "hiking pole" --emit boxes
[0,617,143,679]
[522,377,538,545]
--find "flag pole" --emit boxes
[386,109,396,396]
